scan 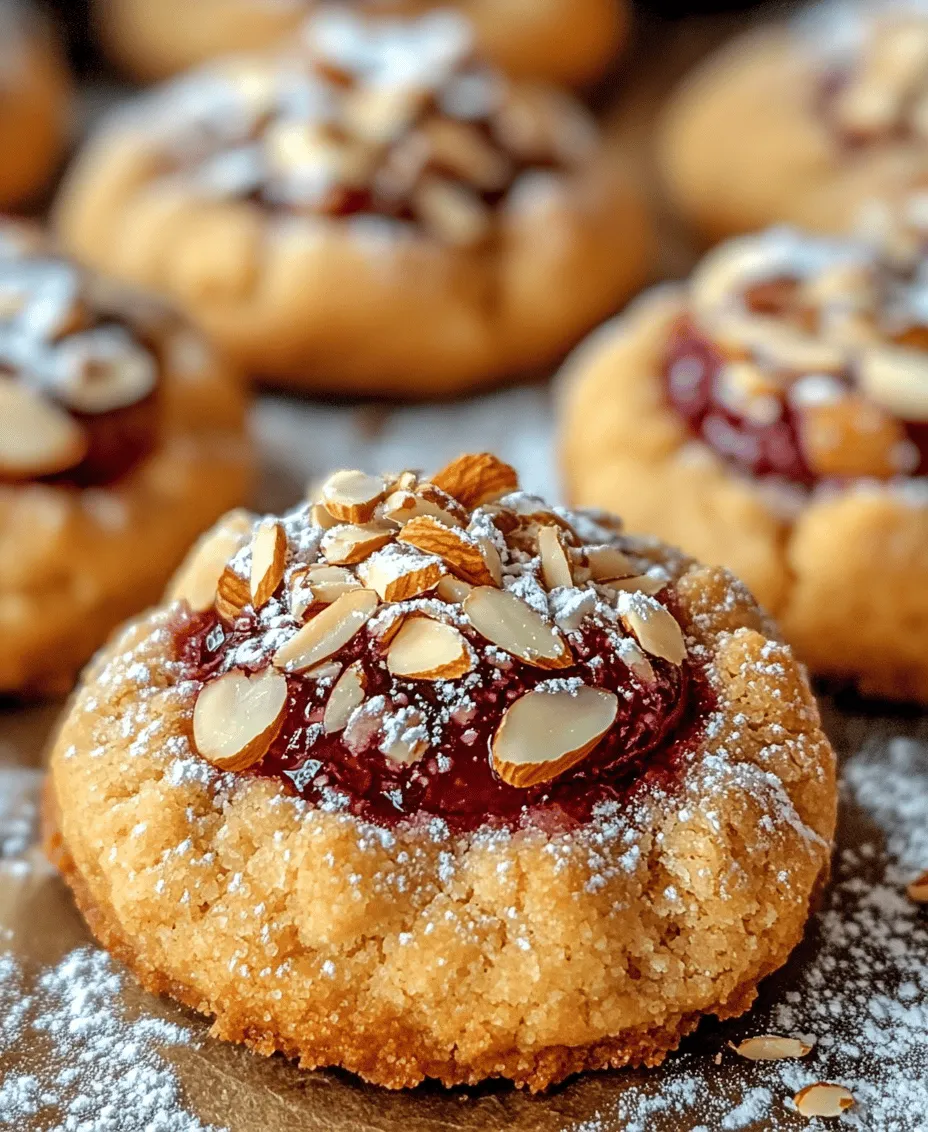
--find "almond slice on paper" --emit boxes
[792,1083,855,1119]
[431,452,519,508]
[906,869,928,903]
[398,516,499,586]
[618,593,686,665]
[538,525,574,590]
[192,667,288,772]
[436,575,473,603]
[322,522,395,565]
[216,565,251,622]
[730,1036,813,1061]
[169,513,252,612]
[250,519,287,607]
[273,589,378,672]
[321,469,388,523]
[323,662,366,734]
[387,617,472,680]
[464,586,572,669]
[492,685,618,787]
[359,549,445,602]
[0,379,88,480]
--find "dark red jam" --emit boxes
[174,605,704,833]
[662,315,928,487]
[45,390,160,488]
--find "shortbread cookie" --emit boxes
[0,222,252,694]
[0,1,70,209]
[560,225,928,700]
[45,452,835,1091]
[659,4,928,242]
[95,0,626,87]
[57,10,651,397]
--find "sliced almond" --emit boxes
[169,513,252,613]
[192,667,288,772]
[420,118,511,190]
[618,593,686,665]
[730,1036,813,1062]
[583,544,635,581]
[478,536,503,586]
[322,521,395,565]
[464,586,571,669]
[381,709,429,766]
[906,869,928,903]
[249,519,287,608]
[273,589,378,672]
[431,452,519,508]
[343,84,427,144]
[359,548,445,602]
[311,502,339,530]
[321,469,388,523]
[216,565,251,622]
[0,379,88,480]
[413,177,492,247]
[492,685,618,788]
[538,525,574,590]
[323,662,366,734]
[436,575,473,604]
[382,483,467,528]
[387,617,472,681]
[857,342,928,422]
[601,573,668,597]
[398,516,499,586]
[792,1083,855,1119]
[303,564,363,604]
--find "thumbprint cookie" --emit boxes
[560,224,928,700]
[659,4,928,242]
[0,1,70,209]
[0,222,251,694]
[57,10,651,397]
[95,0,627,88]
[45,452,835,1090]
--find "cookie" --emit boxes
[559,224,928,700]
[0,1,70,209]
[45,452,835,1091]
[0,222,252,694]
[658,5,928,243]
[95,0,627,87]
[56,10,652,397]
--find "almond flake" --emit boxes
[321,521,395,565]
[323,662,366,734]
[398,516,499,586]
[464,586,572,669]
[906,869,928,903]
[618,592,687,665]
[0,378,88,480]
[169,513,252,613]
[249,519,287,608]
[387,617,472,681]
[273,589,378,672]
[858,343,928,422]
[730,1036,813,1061]
[431,452,519,508]
[192,667,288,772]
[583,544,635,581]
[538,525,574,590]
[492,685,618,787]
[382,483,466,528]
[413,177,492,247]
[302,565,362,604]
[359,549,445,602]
[311,502,339,530]
[792,1083,855,1119]
[602,573,668,596]
[216,565,251,622]
[321,469,388,523]
[436,576,473,603]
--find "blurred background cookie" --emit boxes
[0,0,70,210]
[559,224,928,700]
[94,0,628,86]
[0,222,252,694]
[57,10,653,398]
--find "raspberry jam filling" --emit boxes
[176,608,696,832]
